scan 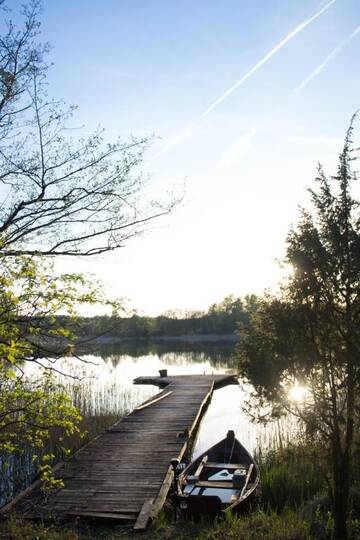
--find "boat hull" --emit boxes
[177,432,260,518]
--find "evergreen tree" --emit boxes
[237,116,360,540]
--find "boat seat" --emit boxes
[205,462,246,469]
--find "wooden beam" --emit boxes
[149,381,215,525]
[188,381,214,439]
[133,498,154,530]
[194,455,208,477]
[67,510,138,521]
[188,480,233,489]
[206,462,244,469]
[148,464,174,522]
[240,463,254,499]
[135,391,172,411]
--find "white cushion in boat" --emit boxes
[208,469,233,481]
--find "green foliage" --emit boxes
[49,294,260,340]
[236,116,360,539]
[257,444,326,512]
[0,0,169,508]
[196,510,311,540]
[0,254,114,491]
[0,510,311,540]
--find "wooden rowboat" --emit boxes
[177,430,260,517]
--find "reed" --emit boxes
[256,443,326,512]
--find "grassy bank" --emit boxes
[0,510,311,540]
[2,438,360,540]
[2,509,360,540]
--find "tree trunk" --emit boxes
[333,486,348,539]
[332,451,350,540]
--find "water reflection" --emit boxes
[47,345,235,417]
[40,342,286,458]
[79,339,236,368]
[193,385,259,457]
[192,385,296,458]
[30,341,281,456]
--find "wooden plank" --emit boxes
[240,463,254,499]
[206,462,245,469]
[134,391,173,412]
[133,498,154,530]
[189,480,234,489]
[67,510,138,520]
[194,455,208,477]
[149,464,175,520]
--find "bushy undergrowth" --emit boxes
[257,443,326,512]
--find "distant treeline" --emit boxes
[58,294,259,339]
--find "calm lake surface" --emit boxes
[41,340,282,456]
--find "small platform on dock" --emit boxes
[1,373,236,529]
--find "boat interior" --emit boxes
[182,454,255,507]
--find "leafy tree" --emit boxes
[0,1,176,257]
[0,0,174,496]
[208,294,252,333]
[237,116,360,539]
[0,253,113,491]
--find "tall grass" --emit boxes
[197,510,312,540]
[256,442,326,512]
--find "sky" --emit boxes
[11,0,360,315]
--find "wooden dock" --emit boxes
[2,373,236,529]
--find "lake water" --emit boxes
[43,341,280,455]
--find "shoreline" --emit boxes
[77,333,240,345]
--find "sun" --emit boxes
[288,384,308,402]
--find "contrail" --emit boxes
[201,0,337,117]
[153,0,337,159]
[295,25,360,93]
[216,127,257,169]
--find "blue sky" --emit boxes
[11,0,360,314]
[40,0,359,132]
